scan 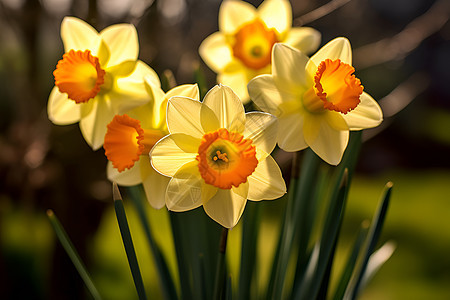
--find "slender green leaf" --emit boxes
[331,222,369,300]
[294,169,349,300]
[213,228,229,300]
[113,183,147,300]
[359,241,395,291]
[238,201,261,300]
[126,186,178,300]
[47,210,102,300]
[344,182,393,300]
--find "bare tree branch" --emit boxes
[293,0,353,26]
[354,0,450,69]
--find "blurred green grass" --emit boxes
[2,169,450,299]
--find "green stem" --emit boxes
[213,227,229,300]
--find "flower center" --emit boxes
[104,114,165,172]
[196,128,258,190]
[53,50,106,103]
[232,19,278,70]
[313,59,363,114]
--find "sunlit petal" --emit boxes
[217,71,250,104]
[151,133,200,177]
[167,97,204,137]
[258,0,292,36]
[309,37,352,68]
[61,17,99,52]
[248,75,283,115]
[203,184,248,228]
[247,155,286,200]
[47,87,81,125]
[199,32,234,73]
[278,113,308,151]
[304,115,349,165]
[141,158,171,209]
[202,85,245,133]
[219,0,257,35]
[244,112,278,155]
[79,96,114,150]
[107,160,142,186]
[166,161,204,211]
[342,92,383,130]
[283,27,321,55]
[100,24,139,67]
[272,43,310,94]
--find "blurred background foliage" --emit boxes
[0,0,449,299]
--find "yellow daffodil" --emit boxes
[48,17,159,150]
[248,38,383,165]
[199,0,321,103]
[103,77,200,209]
[150,85,286,228]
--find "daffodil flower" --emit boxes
[199,0,321,103]
[48,17,160,150]
[103,77,200,209]
[150,85,286,228]
[248,38,383,165]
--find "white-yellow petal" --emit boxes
[203,184,248,228]
[203,85,246,133]
[166,84,200,102]
[309,37,352,68]
[278,113,308,151]
[107,160,142,186]
[47,87,81,125]
[141,158,170,209]
[247,155,286,200]
[244,112,278,155]
[166,161,205,211]
[61,17,99,52]
[79,96,114,150]
[272,43,310,94]
[304,114,349,165]
[248,75,283,115]
[219,0,257,35]
[258,0,292,36]
[150,134,200,177]
[199,32,234,73]
[283,27,321,55]
[217,71,250,104]
[167,97,204,138]
[99,23,139,67]
[342,92,383,130]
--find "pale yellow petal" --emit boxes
[247,155,286,200]
[244,112,278,155]
[150,134,200,177]
[203,85,245,133]
[272,43,310,94]
[79,96,114,150]
[217,71,250,104]
[258,0,292,36]
[283,27,321,55]
[100,23,139,67]
[309,37,352,68]
[325,111,349,131]
[166,84,200,101]
[167,97,204,137]
[199,32,234,73]
[248,75,283,115]
[278,113,308,151]
[143,78,166,129]
[47,87,81,125]
[107,160,142,186]
[342,92,383,130]
[304,115,349,165]
[203,184,248,228]
[166,161,205,212]
[219,0,257,35]
[61,17,99,52]
[141,157,170,209]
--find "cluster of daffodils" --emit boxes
[48,0,382,228]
